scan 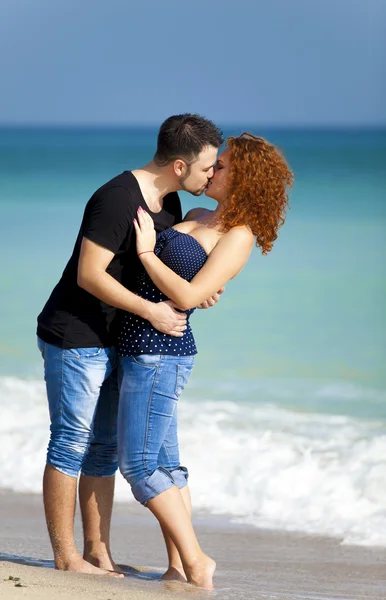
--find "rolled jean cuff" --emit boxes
[46,460,80,479]
[81,460,118,478]
[131,466,182,505]
[170,466,189,489]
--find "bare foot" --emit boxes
[56,556,123,578]
[161,566,187,582]
[84,552,126,574]
[185,554,216,590]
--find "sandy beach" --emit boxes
[1,490,386,600]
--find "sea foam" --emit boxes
[1,376,385,546]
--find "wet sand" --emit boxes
[1,490,386,599]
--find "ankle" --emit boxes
[54,551,82,570]
[161,565,187,582]
[182,550,207,570]
[83,541,110,559]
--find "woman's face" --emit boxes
[205,148,230,203]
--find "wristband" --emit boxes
[138,250,154,257]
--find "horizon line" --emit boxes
[0,122,385,131]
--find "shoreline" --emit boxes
[1,490,386,599]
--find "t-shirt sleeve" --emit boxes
[83,187,134,254]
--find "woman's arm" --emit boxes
[134,208,254,311]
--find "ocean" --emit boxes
[0,126,385,547]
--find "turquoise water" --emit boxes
[1,127,385,410]
[1,127,386,544]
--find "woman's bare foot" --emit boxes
[185,554,216,590]
[56,555,124,577]
[161,566,187,582]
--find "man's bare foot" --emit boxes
[84,552,126,574]
[56,556,123,578]
[185,555,216,590]
[161,566,187,582]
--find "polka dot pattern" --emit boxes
[118,229,208,357]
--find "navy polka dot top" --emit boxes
[118,228,208,357]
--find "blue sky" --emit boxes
[0,0,385,126]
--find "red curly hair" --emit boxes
[215,133,294,255]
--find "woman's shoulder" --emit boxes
[223,225,254,244]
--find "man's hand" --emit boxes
[197,287,225,309]
[146,300,187,337]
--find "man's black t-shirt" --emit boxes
[37,171,182,349]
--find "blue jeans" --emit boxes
[37,337,119,478]
[118,354,194,505]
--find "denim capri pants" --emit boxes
[118,353,194,505]
[37,337,119,478]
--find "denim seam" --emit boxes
[86,414,98,476]
[91,363,106,476]
[62,347,103,360]
[175,361,193,398]
[58,344,64,427]
[141,468,175,500]
[131,355,160,368]
[175,364,182,398]
[83,347,102,359]
[82,350,119,478]
[107,368,113,443]
[142,361,161,476]
[158,465,175,483]
[106,363,117,469]
[162,439,172,470]
[86,350,112,477]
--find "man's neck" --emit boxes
[131,161,177,212]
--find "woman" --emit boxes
[117,133,294,590]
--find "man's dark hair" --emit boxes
[154,113,224,166]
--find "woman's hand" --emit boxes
[134,206,156,256]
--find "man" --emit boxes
[37,114,224,575]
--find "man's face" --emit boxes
[178,145,218,196]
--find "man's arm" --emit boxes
[78,238,187,337]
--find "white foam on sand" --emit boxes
[1,376,386,547]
